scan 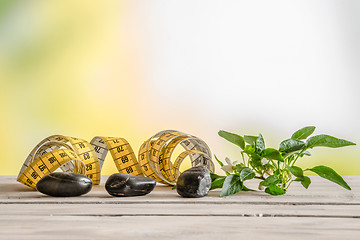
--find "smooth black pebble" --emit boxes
[176,166,211,198]
[36,172,92,197]
[105,173,156,197]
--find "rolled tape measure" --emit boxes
[17,130,214,189]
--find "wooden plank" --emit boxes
[1,176,359,204]
[1,176,359,239]
[0,203,359,217]
[0,215,359,240]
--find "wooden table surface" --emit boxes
[0,175,359,239]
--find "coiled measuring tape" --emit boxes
[17,130,214,189]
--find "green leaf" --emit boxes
[265,184,286,195]
[249,153,263,168]
[279,139,305,153]
[240,168,255,182]
[211,178,225,190]
[214,155,224,167]
[294,177,302,181]
[258,181,265,190]
[220,175,242,197]
[294,177,311,189]
[255,134,265,153]
[262,148,284,162]
[210,173,225,182]
[218,130,245,150]
[307,165,351,190]
[172,185,176,190]
[241,185,255,192]
[244,135,258,145]
[291,126,316,140]
[235,164,244,173]
[300,176,311,189]
[244,145,255,154]
[287,165,304,179]
[262,175,280,186]
[306,135,356,149]
[297,150,311,157]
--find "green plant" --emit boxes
[212,126,356,196]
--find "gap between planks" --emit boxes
[1,201,360,205]
[47,213,360,219]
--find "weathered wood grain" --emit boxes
[1,203,360,217]
[0,216,359,240]
[0,176,359,239]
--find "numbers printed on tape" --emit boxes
[17,130,214,189]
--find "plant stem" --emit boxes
[285,180,294,190]
[268,159,278,171]
[291,148,306,166]
[254,176,265,180]
[241,151,246,166]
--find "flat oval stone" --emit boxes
[176,166,211,198]
[105,173,156,197]
[36,172,92,197]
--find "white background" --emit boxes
[122,0,360,173]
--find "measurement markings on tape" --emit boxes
[18,130,214,188]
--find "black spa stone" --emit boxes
[36,172,92,197]
[105,173,156,197]
[176,166,211,198]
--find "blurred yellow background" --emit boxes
[1,1,359,176]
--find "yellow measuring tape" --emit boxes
[17,130,214,189]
